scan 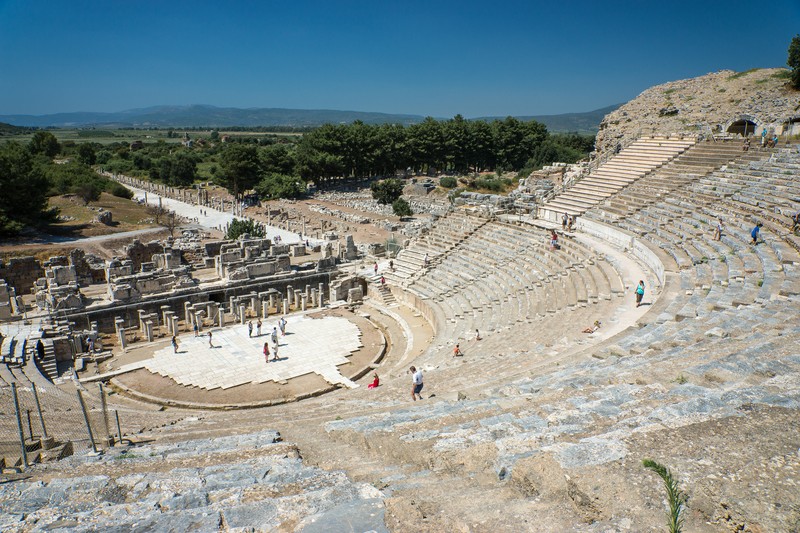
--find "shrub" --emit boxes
[473,176,512,192]
[226,218,264,240]
[371,178,404,205]
[392,197,413,217]
[109,183,134,199]
[642,459,687,533]
[439,176,457,188]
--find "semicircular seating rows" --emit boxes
[320,144,800,529]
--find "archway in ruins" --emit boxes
[726,119,758,136]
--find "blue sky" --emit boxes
[1,0,798,117]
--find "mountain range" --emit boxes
[0,104,621,133]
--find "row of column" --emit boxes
[113,283,327,350]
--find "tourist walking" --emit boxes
[279,316,287,336]
[247,320,253,337]
[389,259,394,271]
[410,366,424,401]
[193,322,199,337]
[751,222,763,245]
[550,230,559,250]
[208,331,214,348]
[635,280,645,307]
[272,341,280,360]
[171,335,179,353]
[713,219,723,241]
[256,319,262,337]
[562,212,568,231]
[263,341,270,363]
[373,262,378,276]
[271,326,278,345]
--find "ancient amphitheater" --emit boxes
[1,69,799,532]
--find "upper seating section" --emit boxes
[538,136,695,220]
[584,139,772,221]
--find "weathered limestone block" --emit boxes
[95,210,113,225]
[347,287,363,303]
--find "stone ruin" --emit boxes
[106,249,196,303]
[212,235,293,281]
[33,257,86,312]
[0,279,20,320]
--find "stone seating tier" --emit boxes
[539,136,697,219]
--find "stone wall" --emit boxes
[64,271,333,333]
[125,240,165,271]
[0,256,45,294]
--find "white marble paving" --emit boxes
[131,315,363,391]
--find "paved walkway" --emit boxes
[114,315,363,390]
[126,185,302,244]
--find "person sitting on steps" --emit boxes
[367,372,380,389]
[583,320,601,334]
[453,344,463,357]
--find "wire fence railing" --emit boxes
[0,381,124,470]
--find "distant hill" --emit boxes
[0,121,34,135]
[0,104,620,132]
[474,104,622,134]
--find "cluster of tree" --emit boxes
[292,116,592,183]
[0,133,130,236]
[789,34,800,90]
[215,143,304,201]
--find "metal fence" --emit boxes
[0,381,122,470]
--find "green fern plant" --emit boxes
[643,459,687,533]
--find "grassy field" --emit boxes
[0,128,301,145]
[47,192,157,237]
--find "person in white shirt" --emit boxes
[410,366,423,401]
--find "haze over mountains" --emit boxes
[0,104,620,133]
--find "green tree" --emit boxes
[788,34,800,89]
[209,130,220,141]
[392,197,413,217]
[218,143,262,200]
[0,142,54,236]
[74,182,102,205]
[77,143,97,165]
[254,172,306,200]
[226,218,264,240]
[260,144,296,175]
[29,131,61,158]
[370,178,404,205]
[170,153,197,187]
